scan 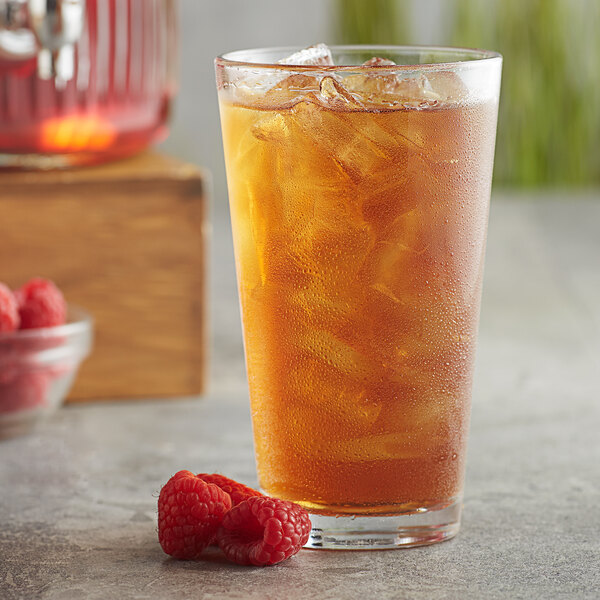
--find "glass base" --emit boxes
[305,499,462,550]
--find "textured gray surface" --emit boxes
[1,195,600,599]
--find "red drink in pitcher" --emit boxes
[0,0,177,167]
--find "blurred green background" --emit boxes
[335,0,600,187]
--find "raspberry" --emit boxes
[0,371,50,415]
[15,278,67,330]
[0,283,19,333]
[197,473,263,506]
[157,470,232,559]
[216,496,311,566]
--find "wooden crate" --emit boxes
[0,152,207,400]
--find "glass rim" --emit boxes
[216,44,502,72]
[0,305,92,341]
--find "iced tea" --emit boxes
[217,46,501,543]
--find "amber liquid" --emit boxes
[220,90,496,516]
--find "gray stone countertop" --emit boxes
[1,194,600,599]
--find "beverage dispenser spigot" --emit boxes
[0,0,84,85]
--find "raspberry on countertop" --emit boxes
[158,470,232,559]
[197,473,264,507]
[216,496,311,566]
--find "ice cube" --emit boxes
[395,75,441,107]
[264,73,322,108]
[284,356,382,430]
[342,57,442,109]
[253,45,332,106]
[284,214,375,307]
[316,76,362,110]
[363,57,397,67]
[288,100,398,183]
[425,71,468,102]
[221,44,333,104]
[341,57,402,106]
[278,43,334,66]
[360,207,430,320]
[252,113,291,143]
[295,328,376,380]
[356,161,420,232]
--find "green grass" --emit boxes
[333,0,408,46]
[334,0,600,186]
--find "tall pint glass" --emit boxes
[215,45,501,549]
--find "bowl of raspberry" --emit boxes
[0,278,93,439]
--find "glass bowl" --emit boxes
[0,306,93,439]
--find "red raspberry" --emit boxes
[157,470,232,559]
[0,371,50,415]
[197,473,263,506]
[0,283,19,333]
[15,278,67,330]
[216,496,311,566]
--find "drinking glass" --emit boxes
[215,45,501,549]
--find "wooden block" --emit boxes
[0,152,207,400]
